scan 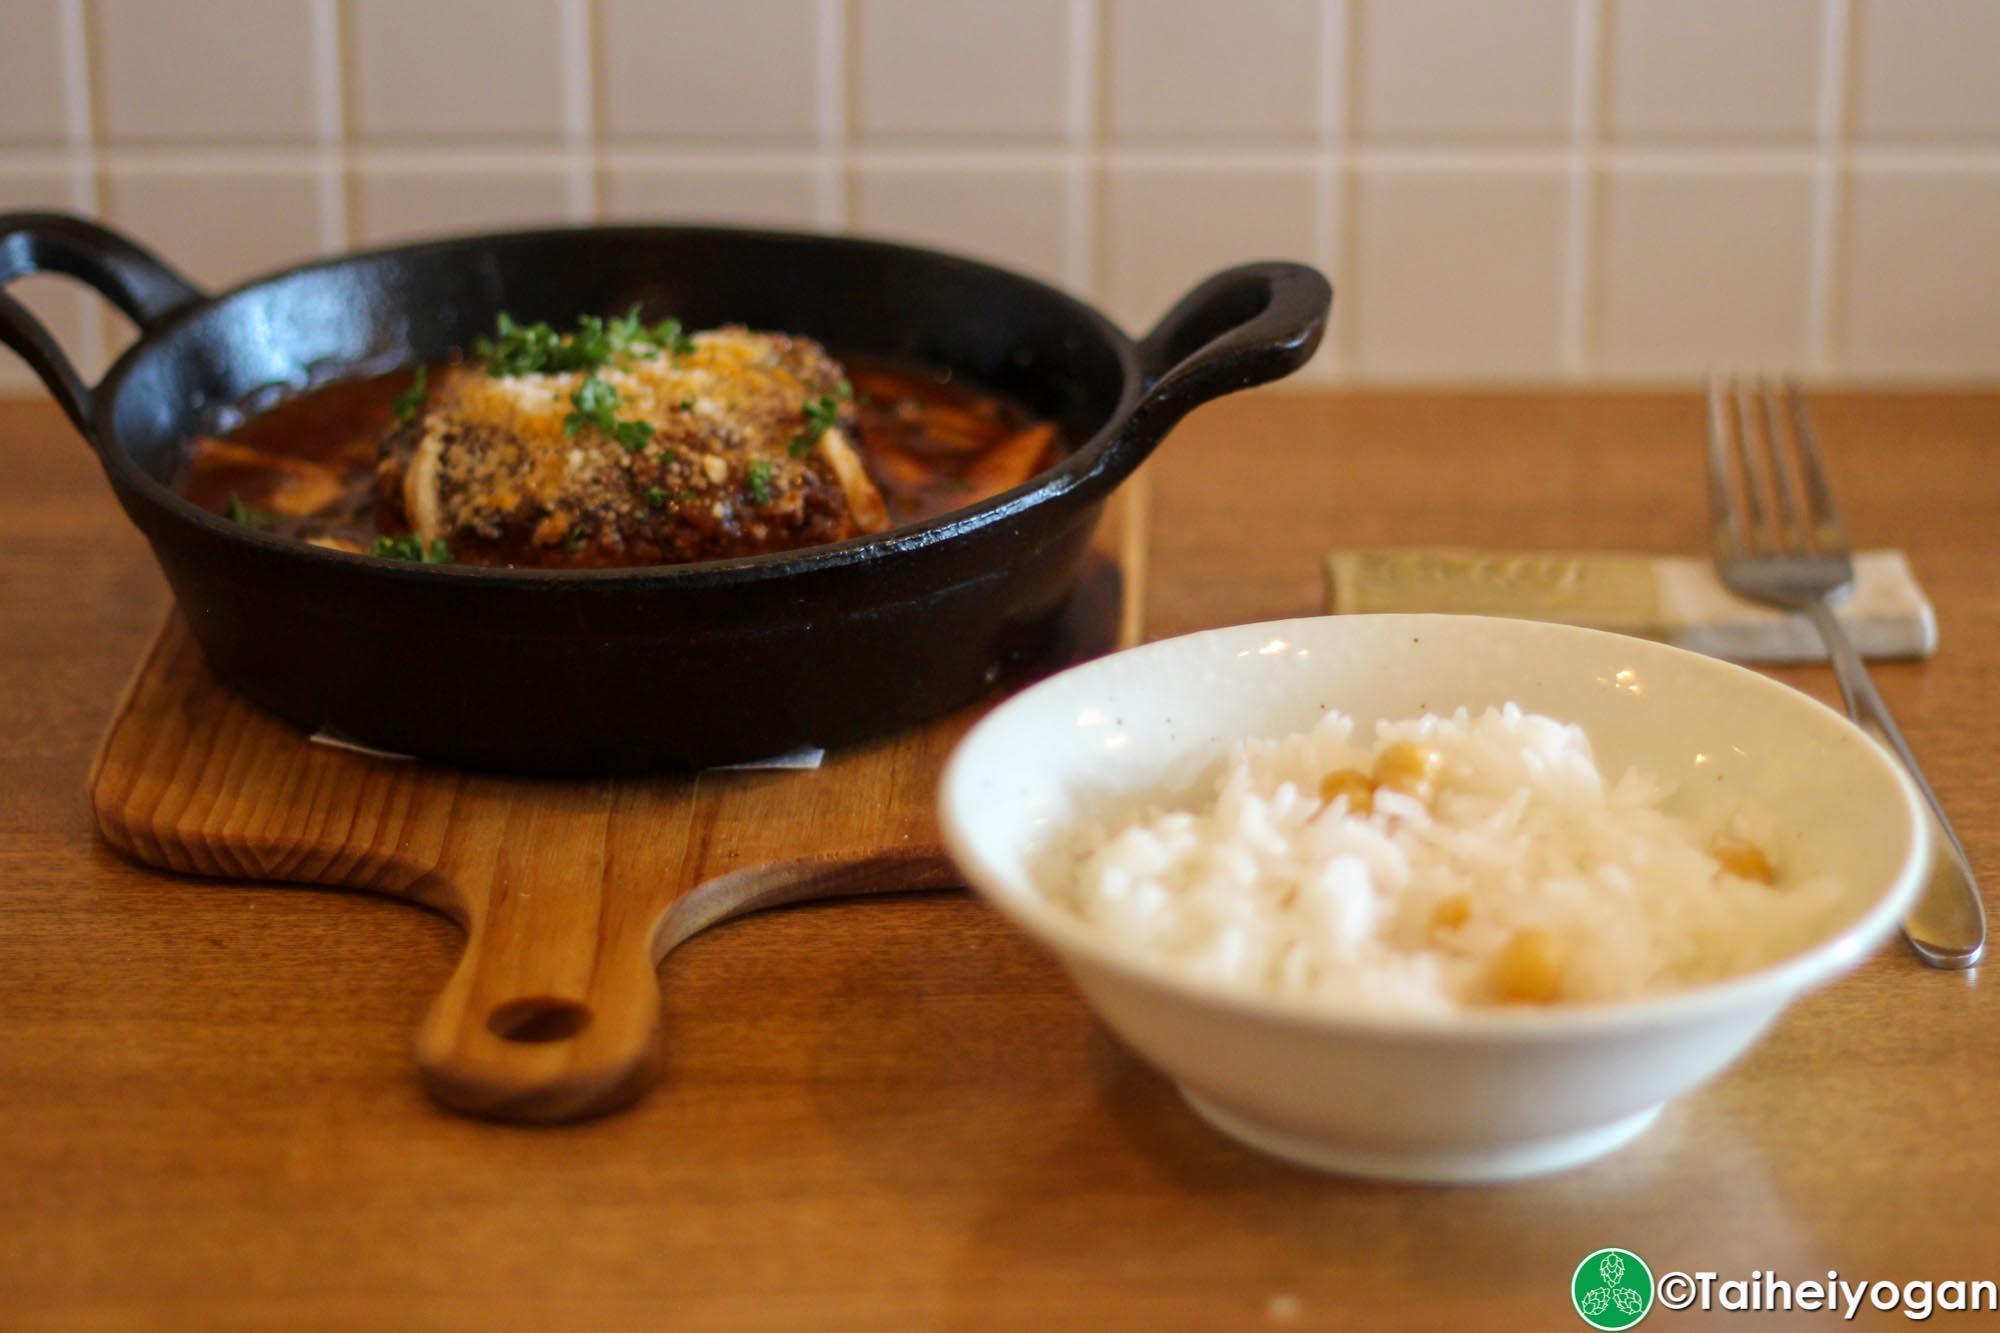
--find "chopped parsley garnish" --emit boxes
[555,357,673,451]
[603,307,645,347]
[474,313,565,376]
[475,306,697,378]
[747,459,777,505]
[788,392,843,457]
[225,493,275,529]
[612,418,654,453]
[676,398,695,411]
[644,485,666,508]
[557,374,658,452]
[565,527,587,553]
[371,533,452,563]
[391,365,429,423]
[648,317,695,358]
[563,374,622,437]
[564,315,614,368]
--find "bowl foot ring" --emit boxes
[1178,1086,1663,1184]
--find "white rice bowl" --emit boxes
[1045,703,1848,1016]
[940,615,1928,1180]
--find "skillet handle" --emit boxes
[0,211,204,440]
[1107,261,1331,482]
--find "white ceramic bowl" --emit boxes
[939,615,1928,1183]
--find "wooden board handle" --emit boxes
[415,924,663,1123]
[412,850,962,1122]
[413,888,662,1122]
[406,782,666,1121]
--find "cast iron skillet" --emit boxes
[0,212,1329,772]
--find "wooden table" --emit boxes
[2,391,1994,1330]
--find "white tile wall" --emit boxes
[2,0,1997,392]
[853,160,1071,286]
[352,157,576,244]
[854,0,1074,142]
[1106,0,1322,143]
[1853,0,2000,140]
[1354,0,1576,142]
[1102,162,1319,334]
[1593,167,1817,374]
[600,157,825,230]
[95,0,327,146]
[1605,0,1824,143]
[102,161,328,287]
[347,0,577,143]
[598,0,824,144]
[1348,166,1570,377]
[0,0,81,147]
[1840,167,2000,376]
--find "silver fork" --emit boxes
[1707,375,1984,969]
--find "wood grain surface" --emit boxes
[85,488,1140,1124]
[2,391,1995,1331]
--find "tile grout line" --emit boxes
[54,142,2000,174]
[1317,0,1349,379]
[333,0,364,246]
[1558,0,1604,379]
[1088,79,1112,316]
[1338,0,1363,372]
[307,0,347,252]
[57,0,106,377]
[816,0,848,230]
[558,0,596,223]
[1804,0,1853,376]
[1063,0,1099,298]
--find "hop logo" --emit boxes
[1571,1249,1654,1329]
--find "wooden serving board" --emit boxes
[88,484,1146,1124]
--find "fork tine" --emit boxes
[1732,378,1772,549]
[1706,373,1747,557]
[1758,377,1808,551]
[1784,380,1850,553]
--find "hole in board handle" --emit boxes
[487,996,592,1043]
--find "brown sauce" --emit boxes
[178,354,1060,566]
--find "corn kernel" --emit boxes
[1492,928,1564,1004]
[1430,893,1471,932]
[1373,741,1443,801]
[1710,835,1776,885]
[1318,768,1374,814]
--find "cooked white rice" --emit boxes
[1044,704,1848,1013]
